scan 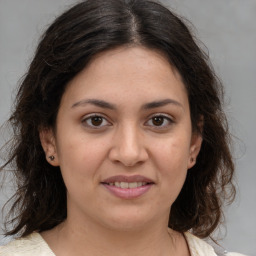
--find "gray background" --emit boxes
[0,0,255,255]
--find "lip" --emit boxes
[102,183,153,199]
[101,175,154,199]
[102,175,154,184]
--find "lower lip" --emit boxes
[102,184,153,199]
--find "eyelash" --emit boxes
[81,113,174,130]
[81,114,111,129]
[145,114,174,129]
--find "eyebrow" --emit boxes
[71,98,183,110]
[141,99,183,110]
[72,99,116,109]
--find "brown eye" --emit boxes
[82,115,111,129]
[91,116,103,126]
[145,114,173,129]
[152,116,164,126]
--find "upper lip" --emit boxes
[102,175,154,184]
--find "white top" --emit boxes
[0,232,247,256]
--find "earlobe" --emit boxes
[39,128,59,166]
[188,116,204,169]
[187,132,203,169]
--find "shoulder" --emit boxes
[184,232,248,256]
[0,232,55,256]
[184,232,218,256]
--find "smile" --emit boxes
[105,181,148,189]
[101,175,154,199]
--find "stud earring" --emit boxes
[191,157,194,163]
[49,155,55,161]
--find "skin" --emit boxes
[40,46,202,256]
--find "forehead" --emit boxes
[84,46,183,84]
[62,46,188,109]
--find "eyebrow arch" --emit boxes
[71,99,116,110]
[71,98,183,110]
[142,99,183,110]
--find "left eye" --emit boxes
[82,115,110,128]
[145,115,173,128]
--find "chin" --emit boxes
[99,208,158,232]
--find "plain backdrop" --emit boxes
[0,0,255,255]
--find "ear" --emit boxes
[187,118,203,169]
[39,128,59,166]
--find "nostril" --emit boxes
[108,140,149,167]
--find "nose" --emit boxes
[108,123,149,167]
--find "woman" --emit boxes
[0,0,247,255]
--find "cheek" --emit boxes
[152,136,191,202]
[153,134,191,171]
[56,140,106,206]
[56,134,109,184]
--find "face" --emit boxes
[41,46,202,232]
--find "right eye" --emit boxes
[82,114,111,129]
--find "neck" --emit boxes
[42,217,185,256]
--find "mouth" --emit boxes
[102,181,152,189]
[101,175,154,199]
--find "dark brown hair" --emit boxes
[1,0,235,238]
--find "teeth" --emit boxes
[120,182,128,189]
[108,181,148,188]
[129,182,138,188]
[114,182,120,188]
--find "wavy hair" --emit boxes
[1,0,235,238]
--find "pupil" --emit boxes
[153,117,164,126]
[91,116,103,126]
